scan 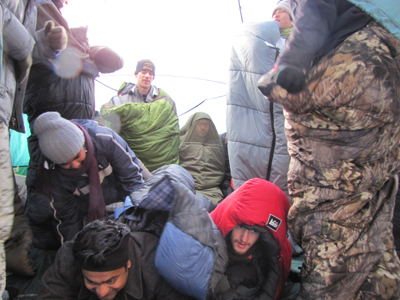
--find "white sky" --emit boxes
[62,0,277,133]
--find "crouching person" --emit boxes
[38,219,195,300]
[30,111,144,249]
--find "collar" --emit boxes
[77,238,143,300]
[133,85,159,103]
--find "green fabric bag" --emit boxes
[102,100,179,172]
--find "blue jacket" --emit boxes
[41,119,144,246]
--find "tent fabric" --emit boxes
[101,100,179,172]
[348,0,400,41]
[226,21,290,194]
[179,112,225,204]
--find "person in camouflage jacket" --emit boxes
[257,0,400,299]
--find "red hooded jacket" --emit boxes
[210,178,292,299]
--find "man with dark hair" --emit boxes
[38,219,195,300]
[211,178,292,300]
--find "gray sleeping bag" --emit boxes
[226,21,290,195]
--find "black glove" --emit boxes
[272,65,306,94]
[257,69,276,98]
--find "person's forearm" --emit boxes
[277,0,338,73]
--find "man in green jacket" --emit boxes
[100,59,180,174]
[102,59,177,116]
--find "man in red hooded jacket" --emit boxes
[211,178,292,300]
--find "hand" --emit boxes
[272,65,306,94]
[257,67,277,98]
[90,46,124,73]
[44,20,68,51]
[101,101,116,112]
[15,54,32,84]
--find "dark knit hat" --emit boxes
[34,111,84,164]
[135,59,155,75]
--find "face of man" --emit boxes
[58,147,86,170]
[230,226,260,256]
[194,119,210,141]
[272,9,292,30]
[82,261,131,300]
[135,70,154,94]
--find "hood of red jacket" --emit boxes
[210,178,290,256]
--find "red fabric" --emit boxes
[210,178,292,299]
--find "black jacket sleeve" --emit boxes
[38,242,82,300]
[276,0,339,73]
[277,0,371,74]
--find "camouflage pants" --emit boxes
[267,23,400,299]
[0,122,14,295]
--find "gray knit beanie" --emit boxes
[272,0,293,20]
[34,111,84,164]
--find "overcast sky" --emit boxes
[62,0,278,132]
